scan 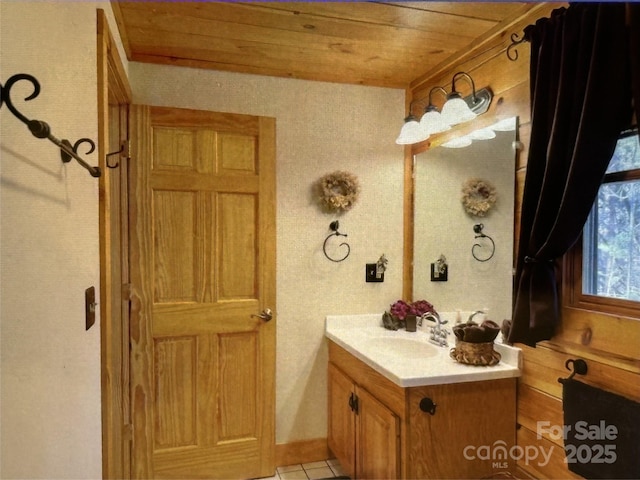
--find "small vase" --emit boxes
[405,314,417,332]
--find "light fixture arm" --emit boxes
[426,86,448,110]
[451,71,477,102]
[405,98,421,120]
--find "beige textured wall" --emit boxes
[130,63,406,444]
[0,2,124,478]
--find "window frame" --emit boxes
[564,128,640,319]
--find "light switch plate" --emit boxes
[366,263,384,282]
[85,286,96,331]
[431,263,448,281]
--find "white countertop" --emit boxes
[325,314,521,388]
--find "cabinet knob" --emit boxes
[419,397,437,415]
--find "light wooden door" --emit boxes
[128,105,276,479]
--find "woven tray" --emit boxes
[449,340,501,366]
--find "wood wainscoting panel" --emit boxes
[556,308,640,364]
[516,339,640,479]
[517,383,563,447]
[518,343,640,402]
[516,427,582,480]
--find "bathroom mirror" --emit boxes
[413,118,517,323]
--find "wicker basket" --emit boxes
[449,340,501,366]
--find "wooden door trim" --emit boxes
[98,8,132,479]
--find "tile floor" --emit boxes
[260,459,347,480]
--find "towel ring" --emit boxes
[323,220,350,263]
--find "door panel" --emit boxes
[327,364,356,479]
[153,336,197,450]
[153,190,199,303]
[357,387,399,480]
[219,193,257,299]
[217,332,258,441]
[129,105,276,479]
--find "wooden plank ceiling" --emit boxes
[111,1,535,89]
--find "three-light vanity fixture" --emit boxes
[396,71,509,147]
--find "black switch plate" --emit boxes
[431,263,448,281]
[366,263,384,282]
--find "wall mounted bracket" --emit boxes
[1,73,101,178]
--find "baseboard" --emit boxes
[275,438,331,466]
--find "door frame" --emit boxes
[97,8,132,479]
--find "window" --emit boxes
[567,129,640,316]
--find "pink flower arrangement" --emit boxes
[389,299,435,320]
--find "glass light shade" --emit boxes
[468,127,496,140]
[441,135,473,148]
[441,94,477,125]
[419,109,451,135]
[395,118,427,145]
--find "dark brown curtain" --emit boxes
[509,3,639,346]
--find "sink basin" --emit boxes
[365,337,439,358]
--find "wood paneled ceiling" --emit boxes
[111,1,536,89]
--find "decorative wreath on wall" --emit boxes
[461,178,497,217]
[315,170,361,213]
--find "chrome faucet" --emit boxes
[421,312,449,347]
[468,310,485,323]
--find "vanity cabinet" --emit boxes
[327,340,516,479]
[328,363,399,479]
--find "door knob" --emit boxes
[252,308,273,322]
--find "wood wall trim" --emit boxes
[275,438,331,467]
[98,8,132,479]
[108,1,133,60]
[402,88,415,300]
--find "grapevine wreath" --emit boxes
[315,170,361,213]
[461,178,497,217]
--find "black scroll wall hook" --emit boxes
[1,73,101,178]
[506,32,528,61]
[472,223,496,262]
[558,359,588,384]
[323,220,350,263]
[106,141,128,169]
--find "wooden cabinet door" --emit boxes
[407,379,516,479]
[356,387,400,480]
[129,105,276,479]
[328,363,356,478]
